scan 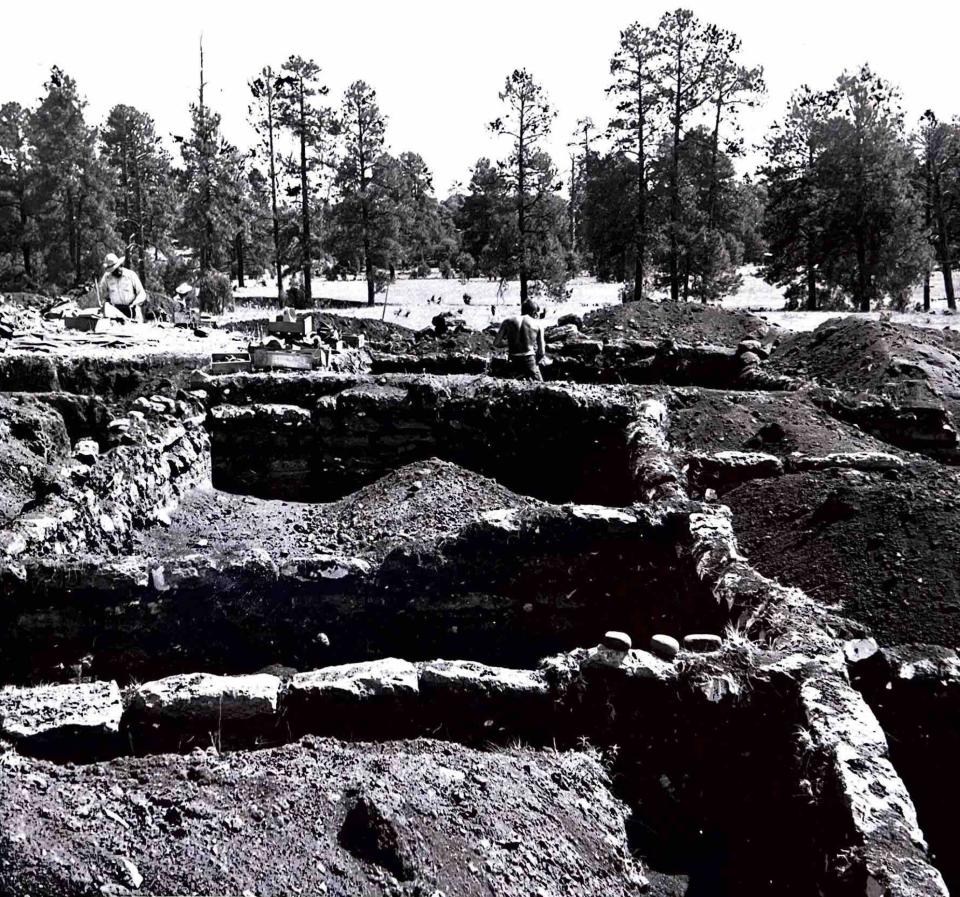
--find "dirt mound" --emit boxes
[666,388,910,458]
[0,292,49,312]
[769,317,960,409]
[725,463,960,647]
[581,301,773,346]
[413,326,497,355]
[0,395,71,524]
[137,459,541,563]
[315,314,417,353]
[0,738,656,897]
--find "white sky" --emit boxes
[4,1,957,194]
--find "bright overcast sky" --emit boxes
[4,1,957,194]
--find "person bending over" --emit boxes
[99,252,146,322]
[494,299,547,381]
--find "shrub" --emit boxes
[196,270,234,315]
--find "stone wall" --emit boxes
[0,396,210,564]
[207,375,643,505]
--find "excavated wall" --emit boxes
[0,346,953,897]
[206,375,639,504]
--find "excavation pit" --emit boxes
[206,375,643,505]
[0,487,728,686]
[0,645,914,897]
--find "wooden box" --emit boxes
[65,316,111,333]
[251,347,315,371]
[267,317,313,337]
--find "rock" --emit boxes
[582,647,676,683]
[650,634,680,661]
[418,660,547,698]
[601,631,632,652]
[881,645,960,684]
[148,566,167,592]
[736,339,769,358]
[683,633,723,653]
[130,672,281,727]
[287,658,419,704]
[73,439,100,465]
[558,313,583,329]
[0,680,122,758]
[118,858,143,890]
[843,637,880,667]
[544,324,579,344]
[738,351,762,368]
[339,793,415,880]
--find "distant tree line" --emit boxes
[0,10,956,310]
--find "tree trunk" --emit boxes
[133,153,147,284]
[299,78,313,304]
[120,139,131,268]
[924,159,932,312]
[518,105,528,306]
[856,233,870,312]
[19,188,31,277]
[266,73,283,303]
[362,193,374,306]
[707,82,724,230]
[632,69,646,303]
[669,52,682,303]
[805,239,817,311]
[235,231,245,287]
[932,174,956,311]
[74,193,85,286]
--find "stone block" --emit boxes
[287,658,419,705]
[683,633,723,653]
[602,631,632,652]
[0,680,122,758]
[130,672,281,726]
[418,660,547,698]
[650,634,680,661]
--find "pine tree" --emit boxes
[336,80,387,306]
[653,9,723,301]
[916,111,958,310]
[488,69,566,303]
[277,56,336,303]
[248,65,286,301]
[178,44,245,277]
[760,86,834,309]
[30,67,115,287]
[0,102,38,281]
[608,24,661,300]
[101,104,174,285]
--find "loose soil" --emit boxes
[665,388,909,458]
[581,301,773,346]
[725,463,960,647]
[768,316,960,413]
[136,459,541,564]
[0,394,71,524]
[0,737,663,897]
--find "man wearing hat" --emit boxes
[98,252,146,322]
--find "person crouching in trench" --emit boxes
[494,299,548,381]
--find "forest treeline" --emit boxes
[0,8,957,310]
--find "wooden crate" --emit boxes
[209,360,253,375]
[251,347,315,371]
[65,315,111,333]
[267,317,313,337]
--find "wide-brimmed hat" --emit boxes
[102,252,123,274]
[174,282,193,296]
